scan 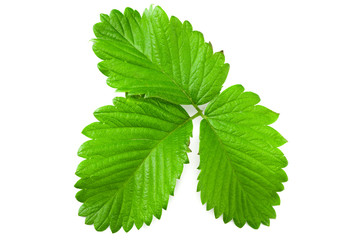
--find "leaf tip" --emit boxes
[123,222,134,233]
[110,223,121,233]
[99,13,109,22]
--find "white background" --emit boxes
[1,0,359,239]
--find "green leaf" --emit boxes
[77,6,288,232]
[75,97,193,232]
[198,85,288,229]
[92,6,230,105]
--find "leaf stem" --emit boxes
[191,104,207,119]
[192,104,202,113]
[190,111,202,120]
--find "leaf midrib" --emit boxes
[123,116,191,186]
[92,116,192,217]
[202,117,274,199]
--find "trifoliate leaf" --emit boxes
[75,97,193,232]
[77,5,288,233]
[92,6,230,105]
[198,85,288,229]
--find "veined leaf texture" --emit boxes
[76,5,287,233]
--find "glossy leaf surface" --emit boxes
[76,97,192,232]
[93,6,229,105]
[198,85,288,229]
[76,6,288,233]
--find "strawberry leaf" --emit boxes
[76,6,288,232]
[198,85,288,229]
[92,6,229,105]
[75,97,192,232]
